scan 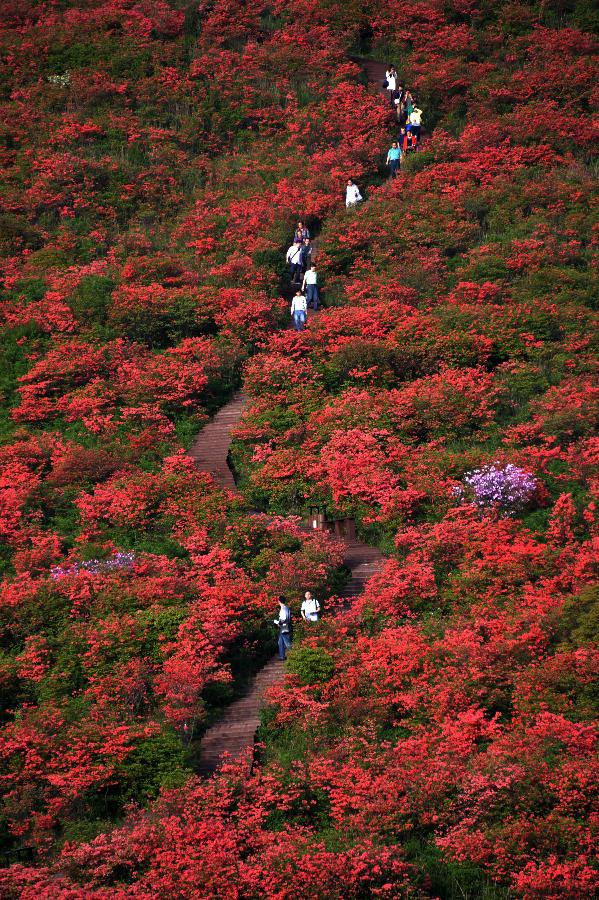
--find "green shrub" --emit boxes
[286,646,335,685]
[0,322,48,444]
[111,294,209,348]
[115,730,191,801]
[554,584,599,649]
[69,274,115,331]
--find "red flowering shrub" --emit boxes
[0,0,596,895]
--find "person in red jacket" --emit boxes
[399,127,409,156]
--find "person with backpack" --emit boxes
[386,140,402,177]
[302,263,319,310]
[273,596,292,660]
[392,87,404,121]
[301,590,321,623]
[290,289,308,331]
[286,241,303,284]
[345,178,363,208]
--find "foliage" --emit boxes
[0,0,597,896]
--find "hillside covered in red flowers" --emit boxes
[0,0,597,897]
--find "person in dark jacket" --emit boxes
[300,237,312,274]
[294,221,310,242]
[274,596,292,660]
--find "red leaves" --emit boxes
[322,428,401,506]
[0,0,596,893]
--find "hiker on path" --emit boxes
[393,86,404,121]
[286,241,303,283]
[406,130,418,153]
[399,127,408,156]
[302,263,319,310]
[294,221,310,242]
[345,178,363,208]
[290,289,308,331]
[300,237,312,274]
[386,141,402,177]
[409,105,423,143]
[274,596,292,660]
[385,65,397,95]
[301,591,321,623]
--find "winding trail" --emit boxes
[189,392,247,492]
[190,391,384,775]
[190,60,389,776]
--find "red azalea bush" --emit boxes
[0,0,597,896]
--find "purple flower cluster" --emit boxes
[454,463,537,514]
[51,551,136,580]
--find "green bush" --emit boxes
[111,294,209,348]
[0,322,48,444]
[554,584,599,649]
[286,646,335,685]
[115,730,191,801]
[69,274,115,331]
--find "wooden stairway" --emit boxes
[188,392,248,492]
[189,59,388,775]
[188,392,384,774]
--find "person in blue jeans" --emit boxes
[274,597,292,660]
[286,241,303,284]
[386,141,402,177]
[290,290,307,331]
[302,264,319,310]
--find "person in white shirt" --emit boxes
[345,178,363,208]
[290,290,307,331]
[409,106,423,143]
[301,591,320,623]
[273,597,292,660]
[385,66,397,93]
[286,241,303,283]
[302,264,319,310]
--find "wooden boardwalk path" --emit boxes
[188,392,247,493]
[189,393,384,775]
[189,60,387,776]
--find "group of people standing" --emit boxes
[286,68,422,330]
[274,591,321,660]
[285,221,312,283]
[273,64,423,660]
[384,65,423,176]
[286,220,320,331]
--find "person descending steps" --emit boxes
[286,239,303,284]
[274,596,293,660]
[301,590,321,623]
[345,178,363,207]
[302,263,319,310]
[386,140,402,177]
[290,289,308,331]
